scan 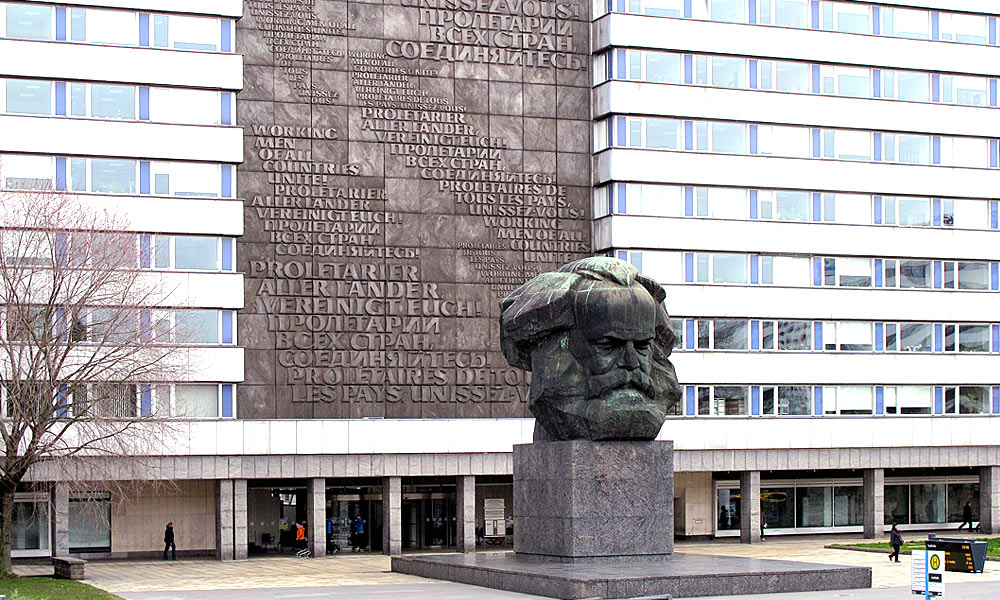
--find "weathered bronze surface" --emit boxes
[500,257,681,440]
[236,0,592,418]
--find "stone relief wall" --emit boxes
[237,0,592,418]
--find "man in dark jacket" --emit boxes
[959,501,975,531]
[163,522,176,560]
[889,524,903,563]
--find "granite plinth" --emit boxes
[514,440,673,562]
[391,551,872,599]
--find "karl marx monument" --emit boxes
[394,257,871,599]
[499,256,680,561]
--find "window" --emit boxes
[713,320,748,350]
[757,0,810,28]
[710,0,744,23]
[69,493,111,553]
[819,66,870,98]
[824,257,871,287]
[5,305,50,341]
[90,85,136,120]
[757,60,811,93]
[941,76,989,108]
[832,321,872,351]
[897,386,932,414]
[939,13,988,45]
[898,260,932,289]
[87,308,139,344]
[11,495,50,553]
[695,187,748,219]
[711,253,747,283]
[880,7,930,40]
[882,134,930,165]
[71,8,138,46]
[89,159,136,194]
[958,325,989,352]
[777,385,810,415]
[834,486,863,526]
[898,323,932,352]
[704,56,746,89]
[4,2,52,40]
[151,162,222,197]
[882,71,930,103]
[5,79,51,115]
[820,1,871,35]
[796,487,832,527]
[756,125,810,157]
[941,137,987,168]
[776,320,811,350]
[822,130,871,161]
[694,121,747,154]
[614,184,684,216]
[172,310,221,344]
[957,262,989,290]
[174,236,220,270]
[154,14,221,51]
[0,154,53,189]
[911,484,945,523]
[835,385,873,415]
[761,256,811,286]
[174,384,220,417]
[670,318,683,349]
[629,0,685,18]
[714,386,748,415]
[75,383,137,418]
[646,52,683,84]
[882,197,931,227]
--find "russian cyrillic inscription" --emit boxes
[238,0,591,418]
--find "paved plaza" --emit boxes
[14,534,1000,599]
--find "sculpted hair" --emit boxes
[499,257,675,370]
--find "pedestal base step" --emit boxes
[392,551,871,599]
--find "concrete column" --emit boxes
[382,476,402,556]
[216,479,248,561]
[739,471,761,544]
[216,479,234,561]
[456,475,476,553]
[863,468,885,539]
[234,479,248,560]
[307,478,326,558]
[979,466,1000,534]
[51,482,69,557]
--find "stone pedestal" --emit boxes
[514,440,673,562]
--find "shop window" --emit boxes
[12,495,50,554]
[911,484,946,524]
[69,492,111,553]
[717,488,741,530]
[884,484,910,525]
[761,486,795,528]
[946,484,979,522]
[833,486,863,526]
[795,487,833,527]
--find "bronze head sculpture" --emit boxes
[500,257,681,441]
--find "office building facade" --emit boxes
[1,0,999,559]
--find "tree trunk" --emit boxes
[0,488,14,578]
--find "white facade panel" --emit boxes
[661,284,998,321]
[595,149,1000,200]
[0,115,243,162]
[76,195,243,236]
[597,215,1000,261]
[595,15,1000,77]
[146,415,1000,457]
[0,40,243,89]
[672,352,999,386]
[594,82,1000,138]
[179,347,244,382]
[157,271,244,309]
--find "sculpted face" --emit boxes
[527,283,672,440]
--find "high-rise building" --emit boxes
[1,0,999,561]
[593,0,1000,540]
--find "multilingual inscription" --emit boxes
[237,0,591,418]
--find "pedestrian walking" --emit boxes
[889,524,903,563]
[295,521,307,551]
[163,522,176,560]
[959,501,975,531]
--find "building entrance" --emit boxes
[327,480,383,553]
[401,478,457,549]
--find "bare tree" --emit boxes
[0,190,183,577]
